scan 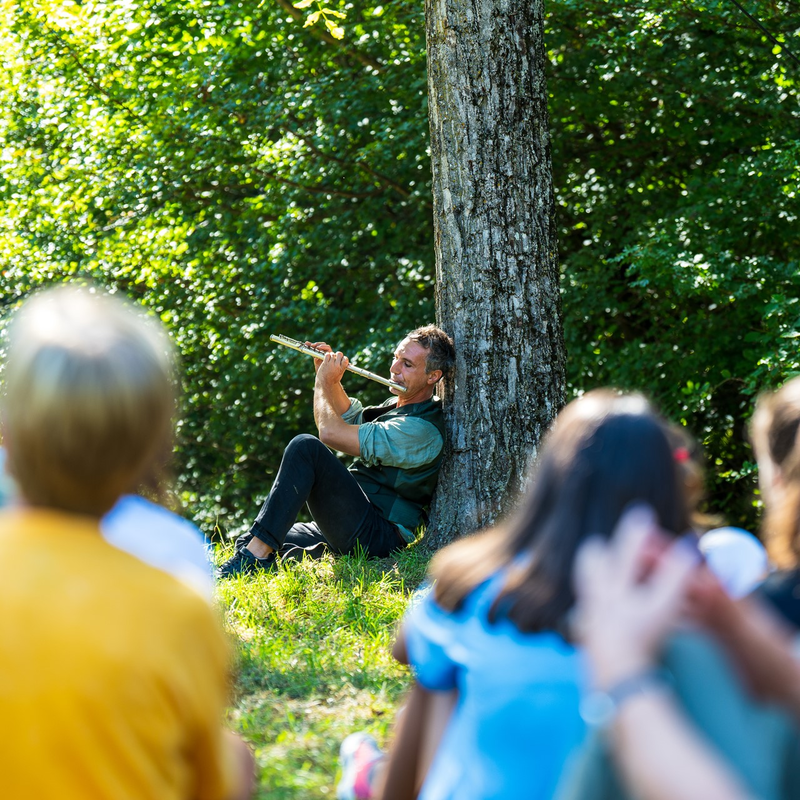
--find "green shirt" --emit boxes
[342,398,444,470]
[342,397,445,542]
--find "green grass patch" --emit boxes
[214,544,431,799]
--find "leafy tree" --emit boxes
[550,0,800,524]
[425,0,565,545]
[0,0,434,535]
[0,0,797,535]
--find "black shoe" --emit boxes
[217,547,277,579]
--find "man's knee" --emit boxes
[284,433,326,461]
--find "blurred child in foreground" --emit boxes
[0,447,215,600]
[0,286,253,799]
[571,507,757,800]
[363,391,689,800]
[560,380,800,800]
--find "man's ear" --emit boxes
[426,370,443,385]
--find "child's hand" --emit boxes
[574,505,700,689]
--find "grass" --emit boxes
[214,543,431,799]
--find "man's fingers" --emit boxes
[315,350,348,379]
[328,352,349,370]
[306,341,332,354]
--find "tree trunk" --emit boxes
[425,0,565,548]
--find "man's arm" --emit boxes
[314,351,361,457]
[306,342,351,415]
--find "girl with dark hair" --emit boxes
[375,390,690,800]
[557,379,800,800]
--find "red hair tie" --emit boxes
[673,447,691,463]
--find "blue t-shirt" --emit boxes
[404,572,588,800]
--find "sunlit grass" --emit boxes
[214,544,430,799]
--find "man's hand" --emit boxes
[315,350,350,388]
[305,341,332,374]
[313,350,360,457]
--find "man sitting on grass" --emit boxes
[219,326,455,577]
[0,286,253,799]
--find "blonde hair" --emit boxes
[750,378,800,568]
[1,286,176,517]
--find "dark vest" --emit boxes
[348,397,445,531]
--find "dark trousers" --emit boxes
[248,434,403,558]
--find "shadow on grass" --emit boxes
[235,636,408,699]
[217,538,435,799]
[330,542,430,594]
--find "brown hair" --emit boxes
[1,286,176,517]
[750,378,800,567]
[430,390,689,634]
[665,422,723,532]
[407,325,455,382]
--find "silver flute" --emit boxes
[270,334,407,393]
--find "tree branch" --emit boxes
[272,0,384,72]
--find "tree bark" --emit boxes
[425,0,565,548]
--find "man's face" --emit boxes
[389,338,434,398]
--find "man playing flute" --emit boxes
[218,326,455,577]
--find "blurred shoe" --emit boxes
[337,732,384,800]
[216,547,276,578]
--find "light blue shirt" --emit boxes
[342,398,443,470]
[103,495,214,601]
[404,571,588,800]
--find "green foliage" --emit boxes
[0,0,433,536]
[215,545,429,798]
[294,0,347,40]
[0,0,797,530]
[549,0,800,525]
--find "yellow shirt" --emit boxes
[0,508,235,799]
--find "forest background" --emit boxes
[0,0,798,536]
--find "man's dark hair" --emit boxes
[408,325,455,381]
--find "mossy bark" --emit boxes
[425,0,565,548]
